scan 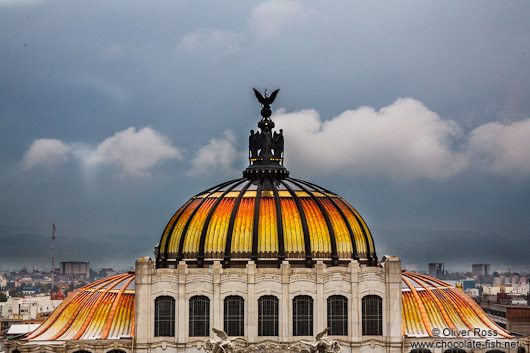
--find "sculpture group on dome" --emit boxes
[248,88,285,167]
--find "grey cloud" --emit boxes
[23,138,72,170]
[274,98,467,180]
[22,127,183,178]
[179,29,245,58]
[467,118,530,177]
[187,130,243,177]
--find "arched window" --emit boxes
[327,295,347,336]
[362,295,382,336]
[293,295,313,336]
[107,350,127,353]
[444,350,466,353]
[224,296,244,336]
[190,295,210,337]
[155,296,175,337]
[258,295,279,336]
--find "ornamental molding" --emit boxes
[323,272,351,283]
[255,273,282,283]
[152,274,179,284]
[186,274,213,283]
[221,273,247,284]
[290,273,316,283]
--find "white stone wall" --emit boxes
[135,256,403,353]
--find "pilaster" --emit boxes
[213,261,223,331]
[178,261,188,344]
[246,261,256,343]
[315,261,325,335]
[135,257,154,345]
[281,261,290,341]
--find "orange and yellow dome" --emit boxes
[25,273,135,341]
[156,177,377,268]
[402,271,512,338]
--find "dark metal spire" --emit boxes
[243,88,289,179]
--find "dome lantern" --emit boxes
[244,88,289,179]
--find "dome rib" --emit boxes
[403,272,456,334]
[280,179,313,266]
[337,198,375,264]
[197,178,247,266]
[288,178,338,265]
[24,273,135,341]
[159,199,192,267]
[251,179,264,261]
[271,180,285,261]
[401,271,513,338]
[177,178,242,262]
[291,178,358,260]
[223,180,252,266]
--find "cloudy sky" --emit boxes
[1,0,529,271]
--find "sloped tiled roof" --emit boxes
[402,271,512,338]
[25,272,135,341]
[23,270,511,341]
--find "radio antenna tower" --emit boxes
[51,221,56,293]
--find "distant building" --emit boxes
[483,284,502,295]
[513,283,530,296]
[479,299,530,335]
[466,288,480,297]
[56,261,90,281]
[472,263,491,276]
[0,296,63,321]
[462,278,476,291]
[0,295,63,336]
[428,262,445,278]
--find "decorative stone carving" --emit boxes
[290,273,316,283]
[221,273,247,284]
[323,272,351,283]
[255,273,282,283]
[203,328,246,353]
[298,328,342,353]
[186,273,212,283]
[232,343,306,353]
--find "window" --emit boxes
[362,295,382,335]
[155,296,175,337]
[190,295,210,336]
[327,295,347,336]
[224,296,244,336]
[258,295,278,336]
[293,295,313,336]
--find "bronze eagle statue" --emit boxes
[253,88,279,118]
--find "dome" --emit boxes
[156,176,376,268]
[156,89,376,268]
[401,271,512,338]
[25,273,135,341]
